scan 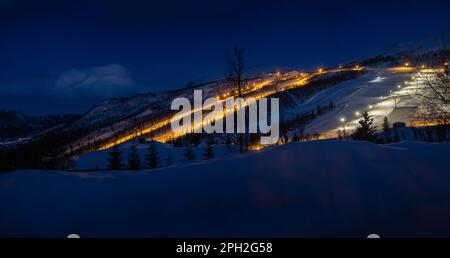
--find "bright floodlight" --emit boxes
[340,117,345,122]
[355,112,360,116]
[368,105,373,109]
[397,85,401,88]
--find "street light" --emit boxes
[355,111,360,116]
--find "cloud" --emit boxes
[54,64,135,98]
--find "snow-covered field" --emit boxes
[1,140,449,237]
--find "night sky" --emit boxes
[1,0,449,115]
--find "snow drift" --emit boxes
[0,140,449,237]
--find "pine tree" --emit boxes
[382,116,391,143]
[351,111,377,142]
[107,145,124,170]
[165,152,173,166]
[145,141,159,169]
[184,145,195,160]
[292,133,300,142]
[126,145,141,170]
[337,129,343,140]
[138,136,146,144]
[203,137,215,160]
[382,116,390,132]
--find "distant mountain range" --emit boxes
[0,110,80,139]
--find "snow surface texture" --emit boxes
[75,140,237,170]
[286,69,419,138]
[1,140,449,237]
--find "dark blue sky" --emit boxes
[1,0,449,115]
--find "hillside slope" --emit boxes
[0,110,80,140]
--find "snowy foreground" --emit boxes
[1,140,450,237]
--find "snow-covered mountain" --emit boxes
[0,110,79,141]
[1,44,448,169]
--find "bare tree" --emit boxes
[225,46,247,153]
[410,33,449,133]
[413,67,449,127]
[280,116,289,144]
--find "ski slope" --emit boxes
[286,69,420,137]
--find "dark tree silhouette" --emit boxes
[225,45,246,153]
[145,141,159,169]
[383,116,390,132]
[126,145,141,170]
[382,116,391,143]
[184,145,195,161]
[107,145,124,170]
[351,111,377,142]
